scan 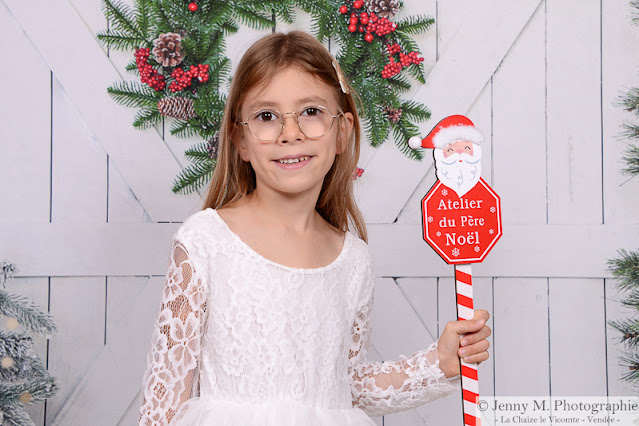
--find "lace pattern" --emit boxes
[138,238,209,425]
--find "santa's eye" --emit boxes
[465,146,471,150]
[447,148,453,152]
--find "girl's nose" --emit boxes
[279,114,303,143]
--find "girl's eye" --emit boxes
[301,107,323,117]
[465,146,471,150]
[254,111,278,122]
[447,148,453,152]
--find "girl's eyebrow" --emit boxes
[246,96,330,112]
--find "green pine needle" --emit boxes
[609,250,639,291]
[102,0,142,38]
[107,81,161,109]
[172,160,216,194]
[97,30,148,50]
[621,145,639,176]
[133,109,163,129]
[395,14,435,35]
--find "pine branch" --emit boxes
[0,331,37,382]
[101,0,142,38]
[619,88,639,115]
[0,405,33,426]
[632,0,639,25]
[107,81,161,109]
[621,145,639,176]
[611,319,639,347]
[400,100,431,122]
[133,109,163,129]
[391,119,425,161]
[184,142,215,164]
[386,75,411,93]
[97,30,148,50]
[135,0,154,40]
[170,120,199,138]
[617,351,639,383]
[232,5,275,30]
[0,290,56,336]
[609,249,639,291]
[395,14,435,35]
[0,362,56,405]
[172,160,215,194]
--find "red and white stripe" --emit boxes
[455,264,480,426]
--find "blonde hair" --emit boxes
[201,31,367,242]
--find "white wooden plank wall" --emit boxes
[0,0,638,425]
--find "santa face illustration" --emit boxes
[434,140,482,198]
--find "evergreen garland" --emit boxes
[609,0,639,385]
[100,0,433,194]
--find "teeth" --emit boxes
[277,156,310,164]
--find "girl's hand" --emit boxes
[436,309,491,378]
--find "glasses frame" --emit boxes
[238,105,343,142]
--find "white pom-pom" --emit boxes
[408,136,423,149]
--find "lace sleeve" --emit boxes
[138,237,208,425]
[349,274,461,417]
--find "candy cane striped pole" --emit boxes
[455,264,480,426]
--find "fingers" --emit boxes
[460,324,491,346]
[474,309,490,322]
[458,339,490,364]
[447,317,486,335]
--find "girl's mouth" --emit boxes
[273,155,313,169]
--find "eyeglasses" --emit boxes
[238,105,342,142]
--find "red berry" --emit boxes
[348,24,357,32]
[188,2,198,12]
[350,16,358,24]
[359,25,365,32]
[353,0,364,9]
[360,16,369,25]
[339,5,348,14]
[364,33,374,43]
[370,13,377,22]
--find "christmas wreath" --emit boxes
[99,0,434,194]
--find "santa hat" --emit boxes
[408,115,484,150]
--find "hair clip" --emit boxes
[332,59,350,95]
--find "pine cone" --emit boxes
[157,97,196,120]
[207,131,220,159]
[383,106,402,124]
[152,32,185,67]
[365,0,399,18]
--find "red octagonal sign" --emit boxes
[422,178,502,264]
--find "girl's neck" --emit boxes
[243,186,322,234]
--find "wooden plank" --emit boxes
[51,276,161,425]
[493,278,549,395]
[51,77,107,222]
[0,222,179,276]
[366,223,638,279]
[549,278,607,395]
[605,278,637,396]
[0,1,51,223]
[3,0,201,221]
[1,222,635,278]
[357,0,542,224]
[602,0,639,224]
[492,4,546,225]
[47,277,105,423]
[546,0,602,224]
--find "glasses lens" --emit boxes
[298,106,334,138]
[247,110,282,141]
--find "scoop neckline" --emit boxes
[205,208,351,273]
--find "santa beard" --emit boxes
[433,143,482,197]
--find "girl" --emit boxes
[138,31,491,425]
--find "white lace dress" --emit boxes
[138,208,460,425]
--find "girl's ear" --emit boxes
[337,112,354,154]
[233,126,250,162]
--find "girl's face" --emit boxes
[236,67,354,199]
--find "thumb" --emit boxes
[452,318,486,335]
